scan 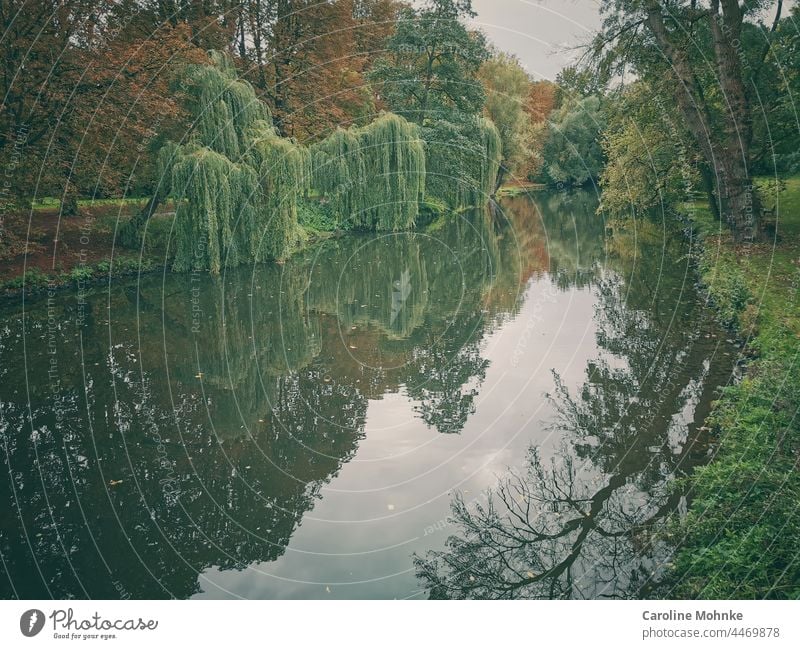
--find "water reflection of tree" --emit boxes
[302,209,509,435]
[0,204,542,598]
[402,310,490,434]
[0,193,643,599]
[536,190,606,290]
[0,278,367,598]
[415,447,665,599]
[415,220,734,599]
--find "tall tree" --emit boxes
[367,0,488,124]
[366,0,500,208]
[591,0,786,241]
[0,1,208,217]
[236,0,401,140]
[600,82,703,217]
[541,95,606,187]
[478,52,536,190]
[526,80,557,124]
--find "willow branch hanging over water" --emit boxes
[423,117,502,211]
[131,52,502,274]
[158,51,309,273]
[311,113,426,231]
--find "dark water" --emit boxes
[0,192,737,599]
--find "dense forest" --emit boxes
[2,1,796,264]
[0,0,557,273]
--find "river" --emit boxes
[0,191,737,599]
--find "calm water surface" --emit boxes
[0,192,737,599]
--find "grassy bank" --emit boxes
[1,201,169,297]
[668,177,800,598]
[1,187,512,299]
[0,199,179,298]
[1,196,346,299]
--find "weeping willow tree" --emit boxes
[188,51,270,160]
[125,53,501,272]
[137,51,309,273]
[247,123,311,262]
[170,146,256,273]
[311,113,425,231]
[422,117,502,211]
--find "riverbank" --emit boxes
[0,199,167,297]
[0,197,349,299]
[668,176,800,598]
[0,191,505,300]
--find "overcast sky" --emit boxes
[470,0,603,81]
[468,0,794,81]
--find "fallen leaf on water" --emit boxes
[109,480,123,487]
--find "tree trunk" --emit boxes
[119,195,161,249]
[698,162,721,222]
[643,0,762,242]
[61,188,79,217]
[493,165,507,196]
[717,156,761,241]
[708,0,761,242]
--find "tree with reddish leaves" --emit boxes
[0,1,208,218]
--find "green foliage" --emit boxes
[555,65,607,100]
[422,116,501,209]
[478,53,536,188]
[542,95,605,187]
[186,50,271,160]
[367,0,488,125]
[698,254,750,329]
[671,354,800,599]
[140,44,504,272]
[669,177,800,598]
[311,113,426,230]
[140,215,175,257]
[600,83,700,217]
[1,268,49,292]
[162,52,308,273]
[113,255,155,275]
[297,198,339,233]
[69,265,94,283]
[751,5,800,175]
[590,1,800,240]
[171,146,251,273]
[247,123,311,259]
[364,0,499,209]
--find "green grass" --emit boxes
[1,256,159,296]
[669,176,800,599]
[0,268,50,292]
[31,197,149,211]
